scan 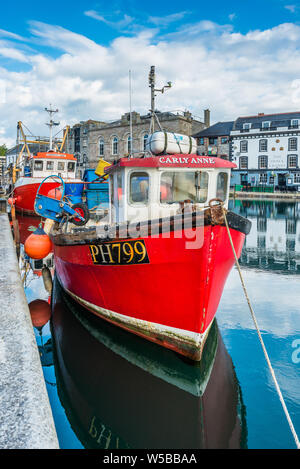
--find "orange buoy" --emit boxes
[28,299,51,328]
[47,187,62,200]
[24,226,52,260]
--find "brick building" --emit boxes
[193,121,234,159]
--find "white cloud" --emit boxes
[84,10,134,30]
[284,5,297,13]
[1,20,300,147]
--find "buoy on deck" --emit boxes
[42,266,53,294]
[28,299,51,328]
[24,226,52,260]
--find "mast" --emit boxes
[148,65,172,134]
[45,105,59,150]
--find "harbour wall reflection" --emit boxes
[230,200,300,273]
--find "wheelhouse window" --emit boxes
[240,140,248,153]
[57,162,65,171]
[129,172,149,204]
[67,162,75,172]
[34,160,43,171]
[160,171,208,204]
[258,155,268,169]
[259,139,268,152]
[46,161,54,171]
[216,172,228,201]
[288,138,297,151]
[288,155,298,168]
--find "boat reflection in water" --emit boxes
[51,275,247,449]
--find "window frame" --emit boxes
[128,170,150,206]
[99,137,104,156]
[240,140,248,153]
[288,137,297,151]
[239,156,248,169]
[159,170,209,205]
[258,155,268,169]
[112,136,119,156]
[34,160,43,171]
[288,154,298,169]
[259,139,268,152]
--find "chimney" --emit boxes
[204,109,210,127]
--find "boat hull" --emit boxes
[13,178,61,215]
[53,211,248,360]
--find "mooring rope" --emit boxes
[221,204,300,450]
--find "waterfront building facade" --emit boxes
[193,121,234,159]
[230,112,300,191]
[67,110,208,174]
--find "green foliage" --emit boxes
[0,144,7,156]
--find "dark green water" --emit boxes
[20,200,300,449]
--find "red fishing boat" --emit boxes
[42,69,251,361]
[13,151,81,215]
[48,152,251,361]
[11,108,83,215]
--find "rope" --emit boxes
[221,204,300,449]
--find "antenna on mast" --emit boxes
[148,65,172,134]
[45,104,59,150]
[129,70,133,158]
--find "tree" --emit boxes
[0,144,7,156]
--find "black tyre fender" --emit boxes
[71,203,90,226]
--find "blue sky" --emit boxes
[1,1,300,145]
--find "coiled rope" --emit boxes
[221,203,300,450]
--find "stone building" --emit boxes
[193,121,234,159]
[67,110,209,174]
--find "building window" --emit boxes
[239,156,248,169]
[262,121,270,129]
[243,123,251,130]
[258,155,268,169]
[112,136,118,155]
[259,173,267,183]
[259,139,268,152]
[127,135,132,154]
[143,134,149,151]
[288,154,298,168]
[130,172,149,204]
[221,137,228,144]
[209,137,217,145]
[294,173,300,183]
[99,138,104,156]
[288,138,297,151]
[240,140,248,153]
[198,137,204,145]
[291,119,298,128]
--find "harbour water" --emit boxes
[20,199,300,449]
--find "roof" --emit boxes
[106,155,236,174]
[192,121,234,138]
[233,111,300,131]
[33,151,76,161]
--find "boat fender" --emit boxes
[42,266,53,294]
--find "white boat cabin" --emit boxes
[25,151,77,179]
[106,155,235,224]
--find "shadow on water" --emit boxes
[49,274,248,449]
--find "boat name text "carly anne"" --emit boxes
[159,156,216,164]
